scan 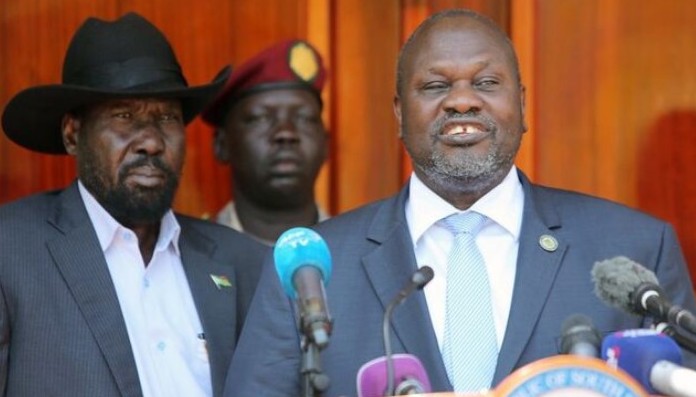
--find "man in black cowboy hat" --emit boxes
[0,12,265,397]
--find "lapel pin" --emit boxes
[210,274,233,290]
[539,234,559,252]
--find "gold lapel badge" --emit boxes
[539,234,559,252]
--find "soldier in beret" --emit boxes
[201,39,330,246]
[0,12,265,397]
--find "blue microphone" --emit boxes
[602,329,696,397]
[274,227,333,348]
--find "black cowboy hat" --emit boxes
[1,12,230,154]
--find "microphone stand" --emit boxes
[655,321,696,355]
[298,302,332,397]
[382,266,434,396]
[383,299,399,396]
[300,336,330,397]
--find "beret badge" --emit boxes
[289,41,320,83]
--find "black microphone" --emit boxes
[654,321,696,355]
[559,314,602,358]
[591,256,696,335]
[356,266,434,396]
[383,266,434,396]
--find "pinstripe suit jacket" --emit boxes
[225,170,696,397]
[0,182,266,397]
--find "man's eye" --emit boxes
[422,81,449,91]
[245,114,273,125]
[296,113,321,124]
[160,113,182,123]
[113,112,132,119]
[476,79,500,90]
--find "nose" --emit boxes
[442,82,483,115]
[132,122,165,155]
[271,115,301,145]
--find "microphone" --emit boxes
[559,314,601,358]
[356,266,434,396]
[654,321,696,355]
[356,354,432,397]
[274,227,333,348]
[591,256,696,335]
[602,329,696,397]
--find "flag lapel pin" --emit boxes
[210,274,233,290]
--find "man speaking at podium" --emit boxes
[224,8,696,396]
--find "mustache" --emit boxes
[118,156,176,181]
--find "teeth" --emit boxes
[446,125,481,135]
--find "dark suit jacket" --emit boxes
[0,183,267,397]
[224,171,696,397]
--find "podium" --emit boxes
[406,356,649,397]
[494,355,648,396]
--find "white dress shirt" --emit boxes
[79,182,211,397]
[404,166,525,350]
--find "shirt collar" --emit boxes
[78,181,181,256]
[406,166,524,244]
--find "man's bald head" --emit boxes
[395,9,521,97]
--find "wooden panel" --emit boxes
[533,0,696,281]
[509,0,536,180]
[0,0,118,203]
[307,0,332,214]
[331,1,402,213]
[638,111,696,276]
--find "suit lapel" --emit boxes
[357,173,571,389]
[178,222,236,397]
[47,184,143,397]
[493,174,567,383]
[361,188,453,391]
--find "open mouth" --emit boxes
[444,124,485,136]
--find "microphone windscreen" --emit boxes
[274,227,332,299]
[591,256,659,315]
[601,329,682,394]
[356,354,431,397]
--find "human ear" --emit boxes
[393,95,404,139]
[213,128,230,163]
[520,84,528,133]
[61,114,80,155]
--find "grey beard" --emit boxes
[415,143,517,194]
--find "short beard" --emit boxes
[407,112,521,195]
[415,143,517,194]
[80,154,179,226]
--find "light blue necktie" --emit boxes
[441,211,498,392]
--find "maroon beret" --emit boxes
[202,39,326,126]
